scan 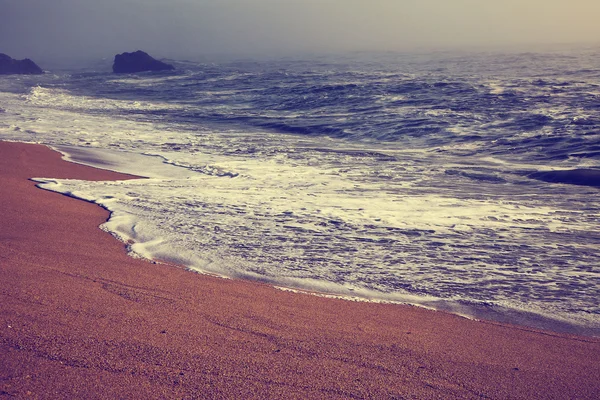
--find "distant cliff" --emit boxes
[112,51,175,73]
[0,53,44,75]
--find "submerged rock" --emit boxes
[0,53,44,75]
[112,50,174,73]
[529,169,600,188]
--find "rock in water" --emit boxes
[0,53,44,75]
[112,50,174,73]
[529,169,600,188]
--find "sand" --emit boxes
[0,141,599,399]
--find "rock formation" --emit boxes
[112,50,174,73]
[0,53,44,75]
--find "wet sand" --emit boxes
[1,141,599,399]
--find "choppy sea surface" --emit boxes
[1,49,599,336]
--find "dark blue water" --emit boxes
[32,50,598,166]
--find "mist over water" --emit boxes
[1,49,599,336]
[3,0,600,65]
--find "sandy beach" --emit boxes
[0,141,599,399]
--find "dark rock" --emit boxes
[112,50,174,74]
[529,169,600,188]
[0,53,44,75]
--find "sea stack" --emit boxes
[112,50,174,73]
[0,53,44,75]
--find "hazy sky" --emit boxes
[2,0,599,63]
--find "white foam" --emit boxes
[29,143,600,330]
[26,86,186,113]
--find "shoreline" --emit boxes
[1,141,599,398]
[41,142,600,338]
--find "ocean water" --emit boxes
[1,49,599,336]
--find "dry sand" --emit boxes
[1,141,599,399]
